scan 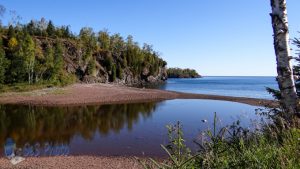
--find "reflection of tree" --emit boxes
[0,102,159,147]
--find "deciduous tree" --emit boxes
[270,0,299,120]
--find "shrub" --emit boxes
[139,112,300,169]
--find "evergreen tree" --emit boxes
[46,20,55,37]
[80,27,96,46]
[98,30,110,50]
[0,16,167,86]
[62,26,71,38]
[111,64,116,82]
[26,20,36,35]
[7,25,15,38]
[52,40,64,81]
[87,59,96,76]
[7,34,26,83]
[0,37,9,83]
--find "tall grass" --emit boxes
[137,112,300,169]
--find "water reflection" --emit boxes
[0,100,261,157]
[0,102,159,149]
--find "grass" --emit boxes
[137,112,300,169]
[0,74,77,93]
[0,76,76,93]
[0,83,70,98]
[0,83,53,93]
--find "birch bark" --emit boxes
[270,0,299,119]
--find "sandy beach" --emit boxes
[0,83,277,107]
[0,156,149,169]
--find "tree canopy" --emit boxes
[167,68,201,78]
[0,16,166,86]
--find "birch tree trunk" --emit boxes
[270,0,299,120]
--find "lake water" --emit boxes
[159,76,278,99]
[0,100,263,157]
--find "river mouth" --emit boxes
[0,99,263,157]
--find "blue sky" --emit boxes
[1,0,300,76]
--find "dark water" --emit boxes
[158,76,278,99]
[0,100,262,157]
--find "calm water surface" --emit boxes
[159,76,278,99]
[0,100,263,157]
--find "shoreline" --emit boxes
[0,83,277,107]
[0,83,278,168]
[0,156,150,169]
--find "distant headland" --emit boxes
[167,68,201,78]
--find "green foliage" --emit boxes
[46,20,55,37]
[58,73,77,86]
[137,121,198,169]
[104,53,113,71]
[6,32,33,84]
[51,40,64,82]
[0,37,9,83]
[266,87,282,100]
[292,37,300,97]
[8,37,18,50]
[22,33,35,84]
[79,27,97,51]
[82,49,92,62]
[167,68,200,78]
[140,112,300,169]
[25,20,35,35]
[0,83,51,93]
[98,30,110,50]
[87,59,96,76]
[165,122,192,163]
[111,64,117,82]
[7,25,15,38]
[110,33,125,55]
[0,17,167,88]
[62,26,71,38]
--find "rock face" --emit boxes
[36,37,167,86]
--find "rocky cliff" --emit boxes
[34,37,167,86]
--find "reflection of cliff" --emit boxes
[0,102,159,147]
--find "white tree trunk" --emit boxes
[270,0,299,119]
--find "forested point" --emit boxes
[167,68,201,78]
[0,17,168,88]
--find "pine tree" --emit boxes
[46,20,55,37]
[98,30,110,50]
[52,40,64,81]
[111,64,116,82]
[0,37,9,83]
[63,26,71,38]
[87,59,96,76]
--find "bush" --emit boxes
[87,59,96,76]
